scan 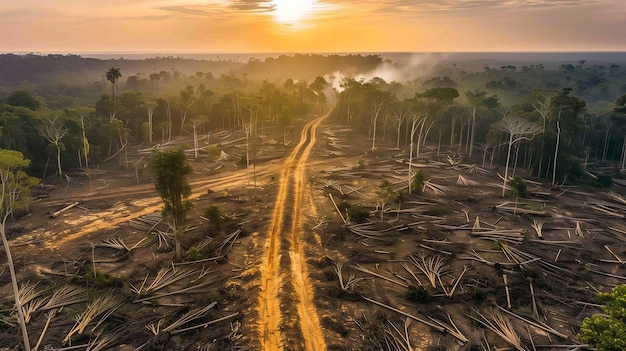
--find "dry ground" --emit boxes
[1,115,626,350]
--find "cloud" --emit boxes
[229,0,275,12]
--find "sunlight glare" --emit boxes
[270,0,317,26]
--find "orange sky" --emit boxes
[1,0,625,53]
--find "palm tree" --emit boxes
[105,67,122,102]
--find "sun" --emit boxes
[270,0,317,26]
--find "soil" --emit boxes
[1,114,626,350]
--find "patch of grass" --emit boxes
[69,267,125,288]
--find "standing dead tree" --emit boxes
[38,111,69,181]
[494,117,542,197]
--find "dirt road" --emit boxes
[258,114,328,351]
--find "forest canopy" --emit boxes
[1,52,626,187]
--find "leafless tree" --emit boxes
[494,116,542,197]
[38,112,69,181]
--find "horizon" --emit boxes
[1,1,624,53]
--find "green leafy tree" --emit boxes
[0,149,39,350]
[150,148,193,259]
[5,91,41,111]
[578,285,626,351]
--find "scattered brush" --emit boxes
[334,262,365,293]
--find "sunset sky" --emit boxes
[1,0,624,53]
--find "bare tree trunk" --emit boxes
[502,134,514,197]
[1,222,31,350]
[167,100,172,141]
[469,107,477,159]
[408,117,419,194]
[552,120,561,187]
[450,116,456,147]
[56,144,63,181]
[602,123,610,162]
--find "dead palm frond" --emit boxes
[427,313,469,343]
[153,229,175,251]
[96,237,147,254]
[457,174,479,186]
[63,295,122,344]
[130,265,195,296]
[85,332,116,351]
[216,228,242,255]
[409,254,448,288]
[43,285,87,310]
[146,302,238,336]
[19,282,46,323]
[33,309,57,351]
[317,179,343,193]
[531,220,543,238]
[469,307,527,351]
[423,180,449,195]
[334,262,365,292]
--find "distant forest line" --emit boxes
[1,53,626,189]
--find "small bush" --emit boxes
[347,205,370,224]
[206,145,220,158]
[70,267,124,288]
[406,285,432,303]
[508,176,528,198]
[204,205,222,227]
[412,170,424,193]
[186,247,203,261]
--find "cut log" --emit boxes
[50,202,79,218]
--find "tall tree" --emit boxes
[150,148,193,259]
[0,149,38,350]
[105,67,122,103]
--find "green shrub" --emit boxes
[347,205,370,223]
[206,145,220,158]
[204,205,222,227]
[186,247,203,261]
[508,176,528,198]
[70,268,124,288]
[578,285,626,351]
[406,285,432,303]
[412,170,424,193]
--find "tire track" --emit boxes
[258,114,328,351]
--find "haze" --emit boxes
[1,0,625,53]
